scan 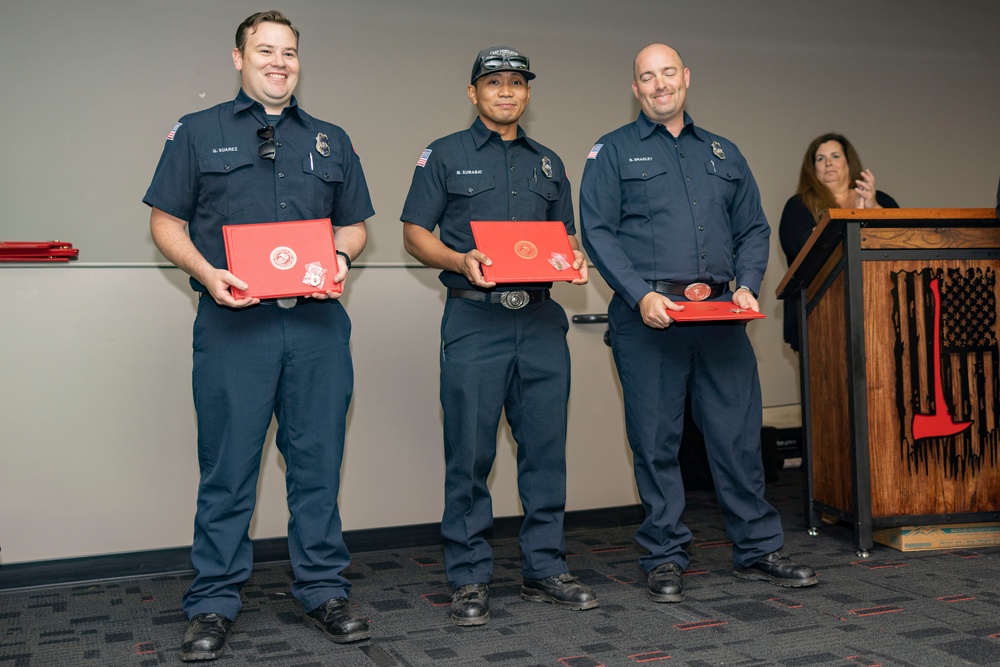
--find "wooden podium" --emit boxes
[776,208,1000,554]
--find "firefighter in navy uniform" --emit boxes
[580,43,818,604]
[144,11,373,661]
[400,45,596,627]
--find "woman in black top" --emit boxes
[778,133,898,350]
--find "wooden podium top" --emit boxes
[775,208,998,299]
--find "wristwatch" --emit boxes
[736,285,757,298]
[336,250,352,269]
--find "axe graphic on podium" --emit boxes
[911,277,973,441]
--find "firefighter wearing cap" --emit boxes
[400,45,596,627]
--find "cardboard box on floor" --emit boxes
[873,523,1000,552]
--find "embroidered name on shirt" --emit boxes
[456,170,483,175]
[212,147,239,153]
[629,157,653,162]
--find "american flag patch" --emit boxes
[416,148,432,167]
[587,143,603,159]
[166,122,182,141]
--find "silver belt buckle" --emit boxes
[683,282,712,301]
[277,297,298,309]
[499,290,529,310]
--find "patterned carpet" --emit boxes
[3,472,1000,666]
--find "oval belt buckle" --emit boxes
[277,297,298,309]
[499,290,529,310]
[683,282,712,301]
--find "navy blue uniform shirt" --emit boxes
[400,117,574,290]
[580,111,769,309]
[144,89,375,292]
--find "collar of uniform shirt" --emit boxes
[232,88,304,125]
[636,110,711,145]
[469,116,543,154]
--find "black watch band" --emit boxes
[336,250,352,269]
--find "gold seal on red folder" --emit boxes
[270,246,297,270]
[514,240,538,260]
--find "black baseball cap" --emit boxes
[470,45,535,84]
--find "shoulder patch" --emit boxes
[587,143,603,160]
[416,148,432,168]
[166,122,182,141]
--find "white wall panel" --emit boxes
[0,266,639,564]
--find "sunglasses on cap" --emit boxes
[480,53,530,71]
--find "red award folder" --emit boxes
[668,301,766,322]
[223,219,341,300]
[470,221,581,283]
[0,241,79,262]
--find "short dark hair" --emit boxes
[235,11,299,54]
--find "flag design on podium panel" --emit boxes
[890,268,999,480]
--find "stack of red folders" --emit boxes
[0,241,79,262]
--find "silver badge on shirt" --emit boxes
[541,156,553,178]
[711,141,726,160]
[315,132,331,157]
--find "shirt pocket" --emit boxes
[197,152,254,217]
[621,162,669,216]
[446,175,497,223]
[527,179,560,218]
[704,160,742,210]
[302,159,344,219]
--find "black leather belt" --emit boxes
[646,280,729,301]
[447,288,549,310]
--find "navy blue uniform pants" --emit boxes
[439,296,571,587]
[608,294,783,572]
[183,297,354,620]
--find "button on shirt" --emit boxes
[143,89,375,292]
[401,117,574,290]
[580,111,769,309]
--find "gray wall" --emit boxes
[1,0,998,564]
[5,0,998,260]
